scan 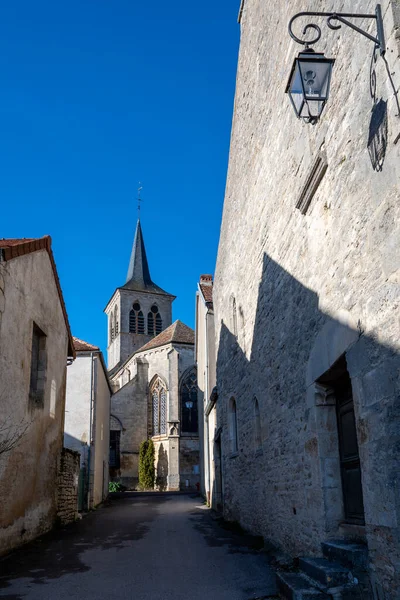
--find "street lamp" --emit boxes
[286,5,385,124]
[286,49,335,124]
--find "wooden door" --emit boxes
[334,372,365,524]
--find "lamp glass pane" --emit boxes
[298,59,333,102]
[300,99,325,118]
[288,61,305,116]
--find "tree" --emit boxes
[0,415,30,457]
[138,439,155,490]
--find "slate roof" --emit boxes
[73,337,100,352]
[136,320,194,353]
[121,220,174,296]
[0,236,75,358]
[199,274,213,309]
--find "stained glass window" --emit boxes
[151,378,167,436]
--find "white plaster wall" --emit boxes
[64,355,92,465]
[0,249,69,555]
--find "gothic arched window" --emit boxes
[129,302,141,333]
[180,367,198,433]
[148,304,162,336]
[229,397,238,453]
[151,378,167,436]
[110,310,114,343]
[114,305,119,337]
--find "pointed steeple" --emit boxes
[125,219,152,286]
[122,219,173,296]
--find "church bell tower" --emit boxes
[105,219,175,371]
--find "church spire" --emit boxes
[122,219,174,296]
[125,219,152,287]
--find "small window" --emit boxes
[229,397,238,453]
[230,296,238,337]
[181,367,198,433]
[110,310,114,342]
[148,312,155,336]
[254,397,262,451]
[109,430,121,469]
[30,323,47,407]
[129,302,142,333]
[155,313,162,335]
[138,311,145,334]
[114,305,119,336]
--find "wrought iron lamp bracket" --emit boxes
[289,4,385,56]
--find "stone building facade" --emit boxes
[0,237,75,555]
[213,1,400,597]
[107,220,200,491]
[64,337,111,509]
[195,275,220,507]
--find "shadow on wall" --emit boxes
[156,443,168,491]
[214,252,399,598]
[367,45,400,171]
[63,432,88,466]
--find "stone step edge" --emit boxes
[298,556,354,588]
[276,571,330,599]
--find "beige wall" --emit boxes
[0,249,69,554]
[65,353,110,507]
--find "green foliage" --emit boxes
[139,439,155,490]
[109,481,123,492]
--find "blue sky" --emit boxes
[0,1,240,356]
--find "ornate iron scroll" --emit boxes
[288,4,385,55]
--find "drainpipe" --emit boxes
[204,310,211,503]
[87,352,95,510]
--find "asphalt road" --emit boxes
[0,493,277,600]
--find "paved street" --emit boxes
[0,493,277,600]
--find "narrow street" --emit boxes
[0,494,277,600]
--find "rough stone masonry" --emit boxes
[213,1,400,597]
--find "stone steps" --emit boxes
[321,540,368,570]
[299,557,352,588]
[276,572,330,600]
[276,539,369,600]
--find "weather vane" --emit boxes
[137,182,143,218]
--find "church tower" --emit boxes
[105,219,175,371]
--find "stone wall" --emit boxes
[180,437,200,490]
[57,448,79,525]
[0,249,70,555]
[213,0,400,596]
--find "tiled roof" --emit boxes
[199,274,213,308]
[0,236,75,358]
[73,337,100,352]
[136,320,194,353]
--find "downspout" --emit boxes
[87,352,95,510]
[204,310,211,504]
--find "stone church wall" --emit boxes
[106,290,173,370]
[214,1,400,596]
[110,343,198,490]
